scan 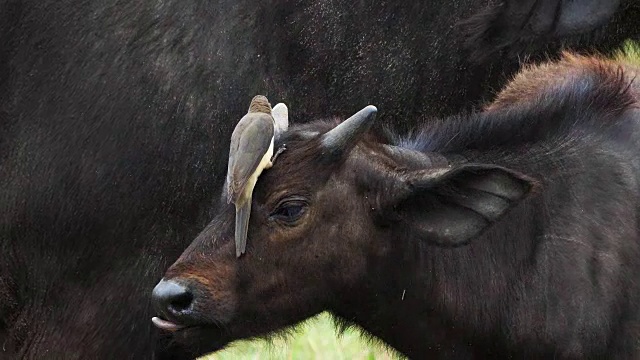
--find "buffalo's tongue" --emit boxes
[151,316,185,332]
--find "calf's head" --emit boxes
[150,106,536,357]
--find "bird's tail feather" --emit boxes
[235,200,252,258]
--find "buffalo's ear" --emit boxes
[391,164,538,247]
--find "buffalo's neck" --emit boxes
[328,272,439,358]
[330,200,543,359]
[326,239,474,358]
[328,258,481,358]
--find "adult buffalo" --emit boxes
[0,0,638,358]
[153,53,640,359]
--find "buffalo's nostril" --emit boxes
[152,279,194,318]
[169,290,193,313]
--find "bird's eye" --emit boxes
[271,198,308,224]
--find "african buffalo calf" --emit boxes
[152,53,640,359]
[3,0,639,357]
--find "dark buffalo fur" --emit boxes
[156,54,640,359]
[0,0,638,358]
[461,0,640,61]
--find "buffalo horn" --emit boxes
[321,105,377,154]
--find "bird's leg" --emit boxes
[270,144,287,164]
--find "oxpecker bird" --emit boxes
[227,95,288,258]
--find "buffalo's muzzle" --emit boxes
[151,278,195,330]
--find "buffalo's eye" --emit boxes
[270,198,308,224]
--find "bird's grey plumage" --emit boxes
[226,112,275,204]
[226,95,277,258]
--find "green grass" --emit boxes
[615,39,640,65]
[201,312,398,360]
[200,39,640,360]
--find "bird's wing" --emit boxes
[226,113,275,203]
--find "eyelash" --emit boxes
[270,199,308,223]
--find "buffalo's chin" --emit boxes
[167,326,233,358]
